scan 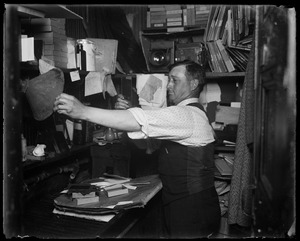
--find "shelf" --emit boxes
[23,142,95,172]
[142,27,205,37]
[16,4,83,19]
[206,72,245,79]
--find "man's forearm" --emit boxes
[83,106,141,132]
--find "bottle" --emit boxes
[105,127,115,143]
[73,120,84,145]
[21,134,27,162]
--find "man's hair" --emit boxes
[168,60,206,94]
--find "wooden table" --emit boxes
[21,175,162,238]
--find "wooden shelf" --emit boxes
[16,4,83,19]
[206,72,245,79]
[142,27,205,37]
[23,142,95,172]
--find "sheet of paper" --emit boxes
[215,106,240,125]
[21,37,35,62]
[67,37,77,69]
[65,119,74,141]
[136,74,168,109]
[53,208,115,222]
[39,58,55,74]
[70,70,80,82]
[84,71,104,96]
[199,83,221,107]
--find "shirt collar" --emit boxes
[177,98,199,106]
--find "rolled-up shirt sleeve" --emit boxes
[127,107,149,139]
[127,105,215,146]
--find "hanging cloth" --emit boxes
[227,33,256,227]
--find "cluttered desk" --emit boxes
[21,174,162,238]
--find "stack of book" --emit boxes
[194,5,210,29]
[146,5,184,33]
[21,18,68,69]
[166,5,183,31]
[103,184,129,198]
[225,46,249,71]
[206,39,235,72]
[147,5,167,29]
[67,184,100,206]
[203,5,254,72]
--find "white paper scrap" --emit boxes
[21,37,35,62]
[70,70,81,82]
[85,71,104,97]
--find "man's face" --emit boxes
[167,65,192,105]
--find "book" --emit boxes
[214,157,233,176]
[104,184,129,198]
[72,191,96,199]
[165,13,182,19]
[167,26,184,33]
[147,11,150,28]
[231,5,239,45]
[150,19,167,24]
[211,41,227,72]
[206,42,219,72]
[151,23,166,28]
[206,5,221,42]
[215,39,235,72]
[166,9,182,15]
[67,183,99,195]
[183,9,187,26]
[149,7,165,12]
[213,5,226,40]
[167,21,182,27]
[218,6,229,41]
[167,17,182,22]
[75,196,100,205]
[164,5,181,10]
[226,8,233,46]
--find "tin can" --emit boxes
[76,39,96,71]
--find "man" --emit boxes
[54,60,221,238]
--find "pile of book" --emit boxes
[185,5,210,29]
[214,154,233,177]
[146,5,211,33]
[204,5,255,72]
[146,5,183,32]
[21,18,69,69]
[67,184,100,206]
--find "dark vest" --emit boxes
[158,102,215,204]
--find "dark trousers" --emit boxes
[162,187,221,239]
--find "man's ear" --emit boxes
[190,79,199,91]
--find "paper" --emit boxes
[53,208,115,222]
[199,83,221,110]
[21,37,35,62]
[215,105,240,125]
[67,37,77,69]
[88,38,118,74]
[84,72,117,97]
[39,58,55,75]
[70,70,80,82]
[65,119,74,141]
[84,72,104,96]
[136,74,168,109]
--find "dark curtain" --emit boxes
[227,32,256,227]
[66,5,147,73]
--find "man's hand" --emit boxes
[114,94,132,110]
[53,93,86,119]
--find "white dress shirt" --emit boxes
[127,98,215,146]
